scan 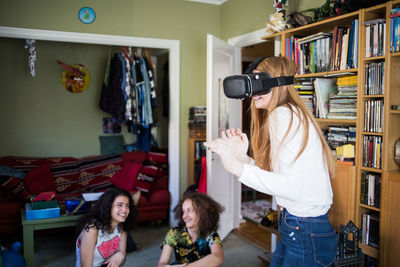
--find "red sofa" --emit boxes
[0,151,170,235]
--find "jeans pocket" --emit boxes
[282,216,300,230]
[311,231,338,266]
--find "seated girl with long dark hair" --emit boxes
[75,188,137,267]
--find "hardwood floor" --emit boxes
[234,220,271,251]
[234,220,273,266]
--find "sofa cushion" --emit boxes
[136,189,170,207]
[77,154,123,192]
[24,163,56,195]
[51,158,80,193]
[0,156,48,173]
[121,151,147,164]
[0,176,30,201]
[99,135,124,155]
[111,161,142,191]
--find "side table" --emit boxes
[20,209,80,267]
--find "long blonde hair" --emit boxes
[250,57,335,179]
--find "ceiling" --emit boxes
[185,0,228,5]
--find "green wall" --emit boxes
[220,0,326,40]
[0,0,324,192]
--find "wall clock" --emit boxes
[78,7,96,24]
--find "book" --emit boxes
[33,191,56,202]
[314,78,337,118]
[296,32,332,44]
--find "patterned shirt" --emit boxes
[161,226,222,264]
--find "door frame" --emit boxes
[0,26,180,226]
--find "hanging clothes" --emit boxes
[99,53,126,123]
[99,48,160,152]
[162,62,169,117]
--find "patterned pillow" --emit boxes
[0,176,30,201]
[110,161,142,191]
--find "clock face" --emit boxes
[78,7,95,24]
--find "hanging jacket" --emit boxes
[99,53,125,123]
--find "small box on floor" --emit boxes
[25,203,60,220]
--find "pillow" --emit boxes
[99,135,124,155]
[24,163,56,195]
[110,161,142,191]
[0,176,30,201]
[121,151,147,164]
[134,165,158,193]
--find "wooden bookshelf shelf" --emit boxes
[390,51,400,57]
[362,131,383,136]
[284,10,360,36]
[294,68,358,78]
[362,56,386,62]
[360,243,379,259]
[362,94,384,98]
[261,32,282,41]
[360,166,382,173]
[390,109,400,114]
[360,204,381,212]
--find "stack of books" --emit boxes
[327,75,357,120]
[294,79,315,115]
[188,106,206,138]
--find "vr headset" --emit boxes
[223,57,294,99]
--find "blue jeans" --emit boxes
[270,208,338,267]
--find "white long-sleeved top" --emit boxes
[239,106,333,217]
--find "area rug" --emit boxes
[241,199,272,224]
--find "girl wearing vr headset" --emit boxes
[205,57,337,267]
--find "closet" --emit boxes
[0,26,180,226]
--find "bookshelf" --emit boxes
[262,1,400,265]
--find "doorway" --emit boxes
[235,40,276,250]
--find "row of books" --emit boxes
[360,172,381,208]
[362,135,382,169]
[364,62,385,95]
[286,20,359,75]
[362,213,379,249]
[390,7,400,52]
[364,99,383,133]
[364,19,386,58]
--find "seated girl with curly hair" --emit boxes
[157,192,224,267]
[75,188,137,267]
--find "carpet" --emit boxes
[241,199,272,224]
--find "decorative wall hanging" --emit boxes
[24,39,36,77]
[57,60,90,94]
[78,7,96,24]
